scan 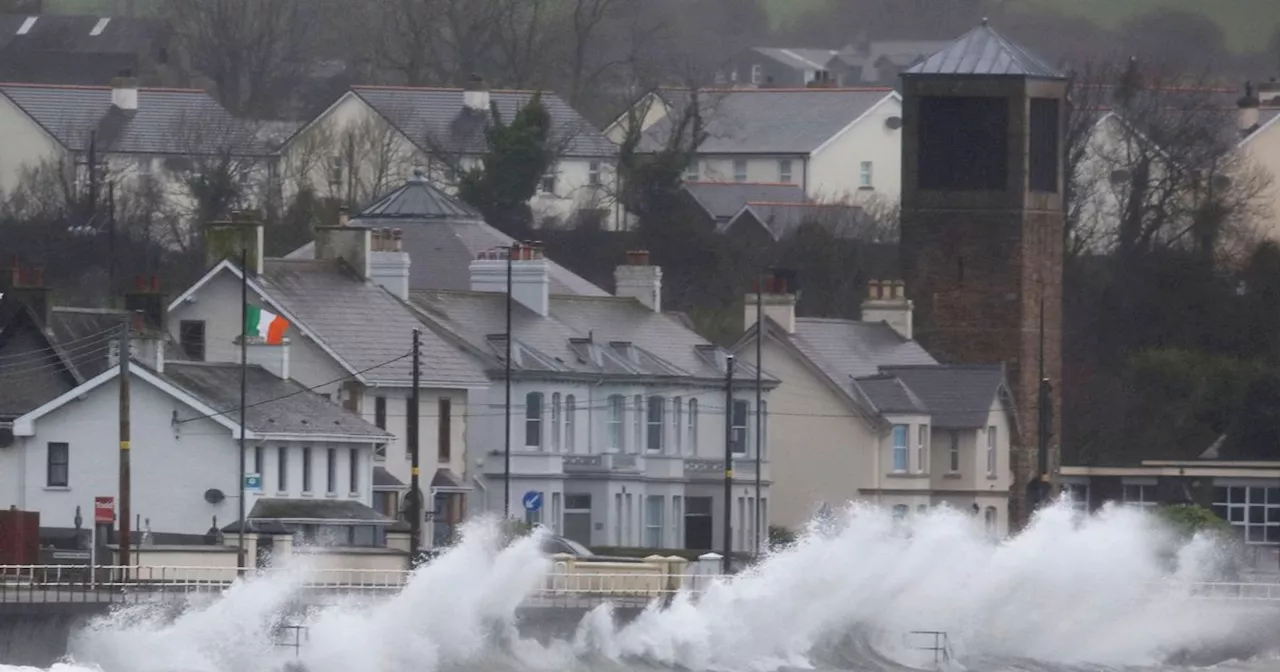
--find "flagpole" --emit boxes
[238,244,248,572]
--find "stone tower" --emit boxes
[898,21,1066,530]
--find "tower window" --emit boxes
[917,96,1008,191]
[1029,98,1060,193]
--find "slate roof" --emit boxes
[0,82,260,155]
[0,301,79,418]
[245,498,392,523]
[0,14,162,53]
[904,22,1063,79]
[349,85,616,158]
[373,467,404,488]
[787,318,936,398]
[642,87,895,154]
[854,375,927,415]
[724,202,873,241]
[683,181,807,221]
[411,290,772,383]
[879,365,1008,428]
[257,258,489,388]
[287,175,608,296]
[46,307,129,380]
[159,362,391,439]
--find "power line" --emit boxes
[0,325,124,363]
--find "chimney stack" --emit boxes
[1239,81,1261,137]
[205,214,264,275]
[744,269,798,334]
[124,275,167,333]
[464,73,490,113]
[469,242,550,317]
[369,227,411,300]
[315,223,372,279]
[110,69,138,112]
[613,250,662,312]
[861,279,913,340]
[245,339,290,380]
[3,260,50,326]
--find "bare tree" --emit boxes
[167,0,322,117]
[372,0,505,87]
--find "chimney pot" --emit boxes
[392,229,403,251]
[338,206,350,228]
[626,250,650,266]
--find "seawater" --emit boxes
[4,500,1279,672]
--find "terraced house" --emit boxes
[409,246,776,553]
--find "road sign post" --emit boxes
[522,491,543,516]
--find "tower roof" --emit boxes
[904,20,1063,79]
[354,168,482,220]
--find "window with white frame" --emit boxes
[733,159,748,182]
[731,400,749,455]
[1064,482,1089,512]
[565,394,576,453]
[673,397,683,454]
[751,64,763,84]
[984,507,997,538]
[916,425,928,473]
[859,161,873,188]
[302,447,313,493]
[986,426,997,475]
[588,161,601,186]
[892,425,908,472]
[1213,485,1280,544]
[685,161,700,182]
[525,392,544,449]
[551,393,561,451]
[645,495,664,548]
[778,159,792,183]
[46,442,69,487]
[688,398,699,454]
[633,395,644,454]
[1122,483,1157,509]
[892,504,908,519]
[607,394,625,452]
[948,431,960,472]
[647,396,665,453]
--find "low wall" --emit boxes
[546,553,689,597]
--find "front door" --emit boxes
[685,496,713,550]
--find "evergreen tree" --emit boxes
[456,92,554,239]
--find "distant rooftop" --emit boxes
[904,21,1063,79]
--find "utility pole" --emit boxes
[118,315,132,571]
[408,328,422,562]
[503,244,514,518]
[722,354,735,575]
[753,271,764,556]
[107,181,116,302]
[237,245,248,570]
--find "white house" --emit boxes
[605,87,903,209]
[277,80,622,229]
[0,76,268,233]
[733,277,1017,538]
[1,336,391,542]
[166,218,491,546]
[409,247,777,553]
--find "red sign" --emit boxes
[94,497,115,524]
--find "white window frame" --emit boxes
[646,396,665,453]
[607,394,624,452]
[891,425,908,473]
[645,495,664,548]
[525,392,544,449]
[731,400,749,456]
[565,394,576,453]
[551,392,561,451]
[733,159,748,183]
[948,431,960,473]
[859,160,873,188]
[632,394,644,454]
[685,161,700,182]
[588,161,601,186]
[916,425,928,474]
[539,166,558,194]
[778,159,792,183]
[688,398,699,455]
[986,425,997,475]
[751,64,763,84]
[673,397,683,454]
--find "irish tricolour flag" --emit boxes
[245,305,289,344]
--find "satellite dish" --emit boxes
[885,116,903,130]
[0,427,13,448]
[204,488,225,504]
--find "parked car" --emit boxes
[540,534,594,557]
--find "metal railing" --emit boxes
[3,566,1280,606]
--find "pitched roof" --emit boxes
[878,365,1008,428]
[643,88,895,154]
[682,181,807,220]
[854,375,927,415]
[0,82,258,155]
[410,290,772,383]
[724,202,873,241]
[0,301,79,418]
[788,317,936,392]
[159,362,391,439]
[904,22,1063,79]
[752,47,841,71]
[257,258,489,388]
[0,14,163,53]
[349,85,615,158]
[46,307,129,380]
[287,175,608,296]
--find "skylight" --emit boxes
[90,18,111,37]
[17,16,37,36]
